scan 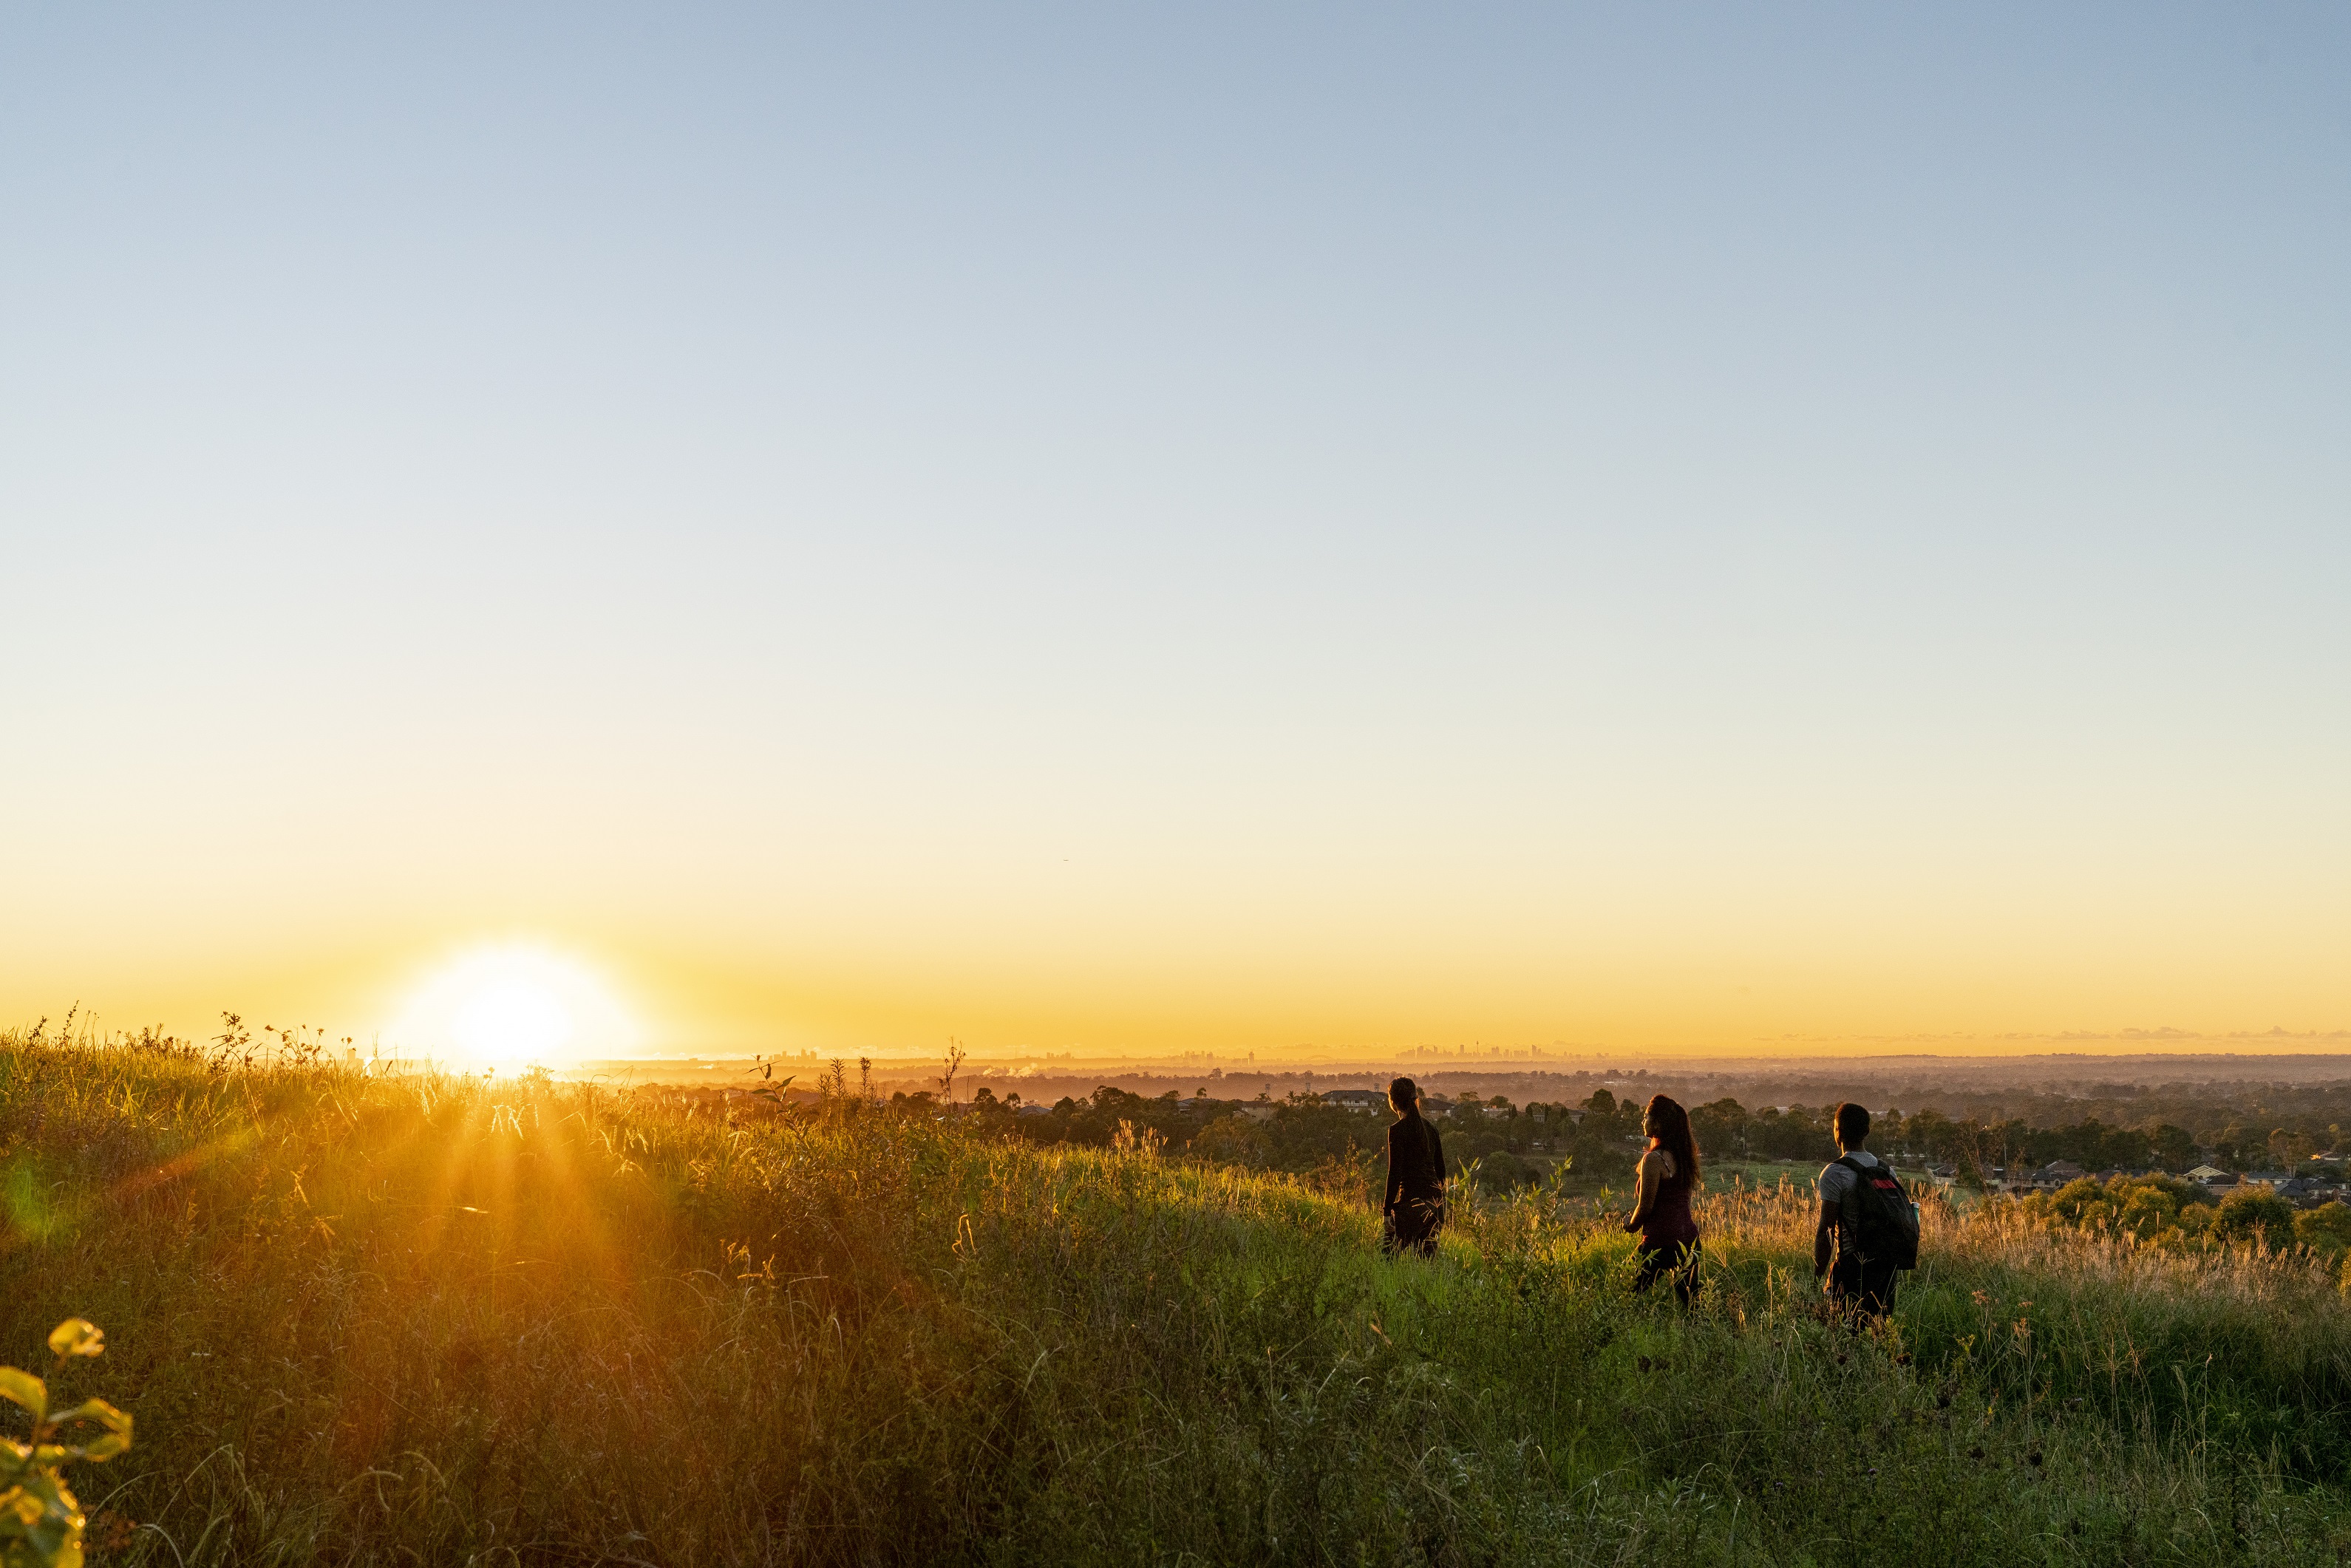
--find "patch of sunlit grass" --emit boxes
[0,1027,2345,1564]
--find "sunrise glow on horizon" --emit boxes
[4,7,2347,1063]
[380,944,642,1072]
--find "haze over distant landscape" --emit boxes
[4,7,2346,1066]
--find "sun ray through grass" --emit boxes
[0,1028,2347,1564]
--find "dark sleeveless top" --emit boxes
[1638,1151,1699,1248]
[1384,1115,1446,1212]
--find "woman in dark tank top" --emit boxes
[1381,1076,1446,1258]
[1623,1093,1701,1303]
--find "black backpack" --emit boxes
[1837,1155,1921,1269]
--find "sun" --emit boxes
[386,944,641,1073]
[452,979,571,1066]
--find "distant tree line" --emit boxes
[862,1080,2339,1190]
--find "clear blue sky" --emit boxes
[4,6,2347,1055]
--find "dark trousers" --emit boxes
[1383,1199,1443,1258]
[1831,1258,1899,1321]
[1634,1238,1700,1304]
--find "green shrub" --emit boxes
[1190,1111,1271,1166]
[2301,1201,2351,1254]
[1470,1150,1539,1188]
[2020,1172,2212,1243]
[2216,1183,2300,1250]
[0,1320,131,1568]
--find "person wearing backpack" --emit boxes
[1812,1102,1919,1321]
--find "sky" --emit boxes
[3,5,2347,1065]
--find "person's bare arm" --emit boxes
[1624,1150,1661,1233]
[1813,1198,1837,1280]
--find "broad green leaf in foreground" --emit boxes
[0,1371,44,1424]
[44,1323,101,1362]
[50,1402,129,1463]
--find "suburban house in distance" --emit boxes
[2011,1159,2088,1191]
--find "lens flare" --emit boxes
[387,944,640,1071]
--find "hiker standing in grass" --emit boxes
[1382,1077,1447,1257]
[1624,1094,1702,1303]
[1814,1102,1919,1322]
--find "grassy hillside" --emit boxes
[1,1034,2347,1566]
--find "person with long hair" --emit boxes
[1381,1076,1447,1258]
[1623,1093,1701,1303]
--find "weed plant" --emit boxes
[0,1032,2344,1565]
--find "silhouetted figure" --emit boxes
[1382,1077,1446,1257]
[1624,1094,1701,1303]
[1814,1102,1913,1322]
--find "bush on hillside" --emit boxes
[2020,1173,2213,1245]
[1190,1112,1270,1167]
[1468,1150,1539,1189]
[2295,1200,2351,1255]
[2215,1183,2301,1250]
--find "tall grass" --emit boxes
[0,1032,2344,1566]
